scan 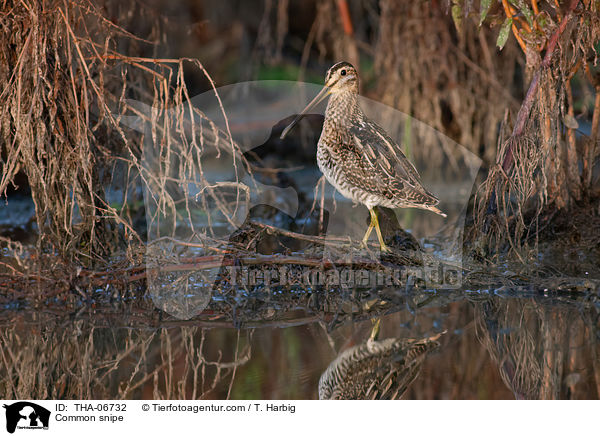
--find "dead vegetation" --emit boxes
[0,0,248,266]
[0,0,599,336]
[471,0,600,257]
[0,0,598,402]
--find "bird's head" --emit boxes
[280,61,358,139]
[324,61,358,94]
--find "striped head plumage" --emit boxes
[324,61,359,94]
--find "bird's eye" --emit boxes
[341,69,346,76]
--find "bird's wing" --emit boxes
[348,118,439,207]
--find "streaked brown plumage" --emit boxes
[281,61,446,251]
[318,330,443,400]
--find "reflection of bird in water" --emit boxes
[281,61,445,252]
[318,322,444,400]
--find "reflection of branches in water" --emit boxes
[0,322,251,400]
[475,299,541,399]
[581,306,600,398]
[475,297,600,399]
[0,280,457,335]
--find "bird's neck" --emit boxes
[325,91,361,125]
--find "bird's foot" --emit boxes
[379,242,392,253]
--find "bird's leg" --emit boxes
[360,210,375,248]
[369,208,391,252]
[369,317,381,342]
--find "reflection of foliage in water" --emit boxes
[475,296,600,399]
[1,289,597,400]
[0,323,251,400]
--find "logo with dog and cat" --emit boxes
[2,402,50,433]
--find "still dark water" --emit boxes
[1,289,598,400]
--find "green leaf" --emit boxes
[508,0,534,27]
[496,17,513,50]
[451,2,462,33]
[479,0,492,26]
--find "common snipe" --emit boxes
[281,61,446,252]
[318,327,444,400]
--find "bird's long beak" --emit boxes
[280,86,330,139]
